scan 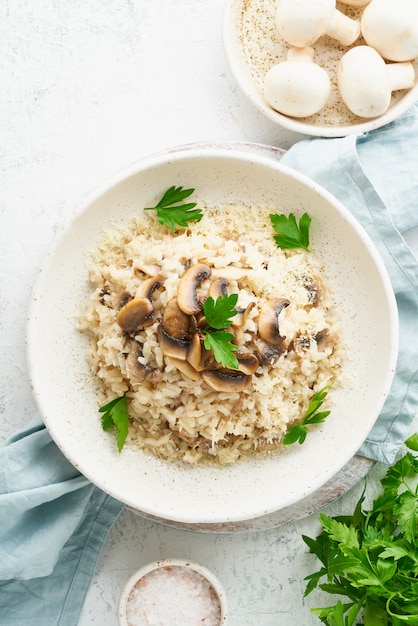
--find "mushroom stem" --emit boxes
[326,8,361,46]
[386,62,416,92]
[286,46,315,63]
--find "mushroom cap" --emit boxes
[209,277,229,299]
[169,357,203,381]
[177,263,211,315]
[116,297,154,332]
[338,46,391,117]
[135,275,164,300]
[264,61,331,118]
[258,298,290,345]
[201,369,251,392]
[162,297,192,340]
[252,336,283,366]
[276,0,335,47]
[236,352,259,375]
[157,324,191,360]
[361,0,418,61]
[125,342,148,383]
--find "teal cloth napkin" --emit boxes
[0,414,123,625]
[1,104,418,624]
[281,103,418,464]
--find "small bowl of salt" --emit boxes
[118,558,229,626]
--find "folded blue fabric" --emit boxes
[0,414,123,625]
[281,103,418,464]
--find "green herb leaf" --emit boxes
[201,294,239,369]
[270,212,311,251]
[144,185,203,231]
[406,433,418,452]
[283,386,330,445]
[203,293,238,329]
[203,331,239,369]
[303,434,418,624]
[99,395,129,453]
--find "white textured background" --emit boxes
[0,2,414,625]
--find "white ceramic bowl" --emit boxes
[118,559,228,626]
[223,0,418,137]
[26,144,398,526]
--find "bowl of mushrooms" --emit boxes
[223,0,418,137]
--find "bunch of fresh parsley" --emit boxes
[303,433,418,625]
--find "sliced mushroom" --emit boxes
[125,342,148,383]
[252,335,284,366]
[232,302,255,327]
[157,324,191,360]
[169,356,202,381]
[162,297,192,341]
[135,275,164,300]
[116,276,164,333]
[289,335,311,355]
[236,352,259,375]
[209,277,229,299]
[186,332,203,370]
[117,297,154,333]
[177,263,211,315]
[117,291,133,310]
[186,333,221,372]
[202,369,251,392]
[258,298,290,346]
[314,328,329,345]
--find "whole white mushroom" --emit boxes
[361,0,418,62]
[264,47,331,118]
[276,0,360,48]
[338,45,415,118]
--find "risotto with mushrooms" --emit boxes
[78,200,344,465]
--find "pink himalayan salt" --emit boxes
[126,565,222,626]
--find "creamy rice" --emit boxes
[78,201,344,465]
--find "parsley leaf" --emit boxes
[201,294,239,369]
[283,386,330,445]
[270,212,311,251]
[303,435,418,624]
[203,293,238,328]
[99,395,129,452]
[144,185,203,231]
